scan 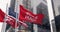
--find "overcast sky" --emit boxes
[0,0,11,13]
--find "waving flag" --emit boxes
[0,9,5,22]
[8,7,28,28]
[0,9,28,28]
[6,16,19,28]
[0,9,18,28]
[19,5,44,25]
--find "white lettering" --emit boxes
[25,15,37,22]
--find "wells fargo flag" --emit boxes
[19,5,44,25]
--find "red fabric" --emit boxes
[0,9,17,28]
[6,16,18,28]
[19,5,44,25]
[0,9,28,28]
[19,5,35,21]
[0,9,5,22]
[33,14,44,25]
[6,16,28,28]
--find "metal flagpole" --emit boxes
[1,4,8,32]
[15,0,18,32]
[47,0,56,32]
[33,6,38,32]
[14,0,20,32]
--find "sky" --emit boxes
[0,0,11,13]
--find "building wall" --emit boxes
[53,0,60,16]
[31,0,47,8]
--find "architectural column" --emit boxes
[47,0,56,32]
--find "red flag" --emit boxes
[6,15,28,28]
[0,9,28,28]
[19,5,35,21]
[19,5,44,25]
[0,9,17,28]
[0,9,5,22]
[5,16,18,28]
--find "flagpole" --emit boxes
[1,4,8,32]
[14,0,19,32]
[15,0,18,32]
[47,0,56,32]
[33,6,38,32]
